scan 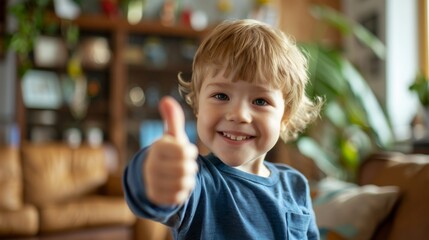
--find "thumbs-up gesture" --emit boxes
[144,96,199,206]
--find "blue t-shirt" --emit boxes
[123,149,319,240]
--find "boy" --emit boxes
[123,19,322,239]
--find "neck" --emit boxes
[236,161,271,177]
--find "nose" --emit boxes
[225,100,252,123]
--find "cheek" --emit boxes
[267,113,285,138]
[196,105,213,134]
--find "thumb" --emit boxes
[159,96,189,142]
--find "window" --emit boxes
[420,0,428,76]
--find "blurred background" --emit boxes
[1,0,426,177]
[0,0,427,239]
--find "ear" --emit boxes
[194,105,199,118]
[280,120,288,133]
[281,107,291,123]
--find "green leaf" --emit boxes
[340,59,394,147]
[310,4,386,60]
[324,101,347,128]
[297,136,345,179]
[409,73,429,106]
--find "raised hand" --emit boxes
[143,96,199,206]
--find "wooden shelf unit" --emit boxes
[17,14,210,166]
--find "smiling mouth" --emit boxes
[221,132,254,141]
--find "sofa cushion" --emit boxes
[38,196,135,233]
[21,144,108,206]
[0,204,38,236]
[358,152,429,240]
[0,146,22,210]
[312,177,400,240]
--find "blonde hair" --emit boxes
[179,19,322,142]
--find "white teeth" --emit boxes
[222,132,250,141]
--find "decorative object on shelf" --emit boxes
[142,37,167,68]
[124,45,145,64]
[249,0,277,26]
[86,127,103,147]
[160,0,177,26]
[31,126,57,143]
[66,52,89,120]
[180,7,192,27]
[26,110,59,142]
[100,0,120,17]
[63,127,82,148]
[54,0,81,20]
[217,0,232,13]
[126,85,146,108]
[34,36,68,67]
[79,37,111,69]
[87,78,102,99]
[21,70,63,109]
[190,10,208,31]
[126,0,145,24]
[28,110,58,125]
[216,0,234,21]
[0,122,20,147]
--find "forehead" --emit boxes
[202,66,281,89]
[202,69,279,92]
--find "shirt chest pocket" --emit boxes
[286,212,311,240]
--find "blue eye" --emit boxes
[214,93,229,101]
[254,98,268,106]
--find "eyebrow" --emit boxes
[205,82,274,93]
[205,82,231,89]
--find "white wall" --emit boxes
[386,0,419,141]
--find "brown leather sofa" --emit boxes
[14,141,429,240]
[0,143,136,239]
[358,151,429,240]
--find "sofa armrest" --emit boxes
[357,152,429,240]
[358,152,402,186]
[0,146,22,210]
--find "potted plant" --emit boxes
[409,72,429,107]
[5,0,81,76]
[292,5,394,181]
[409,72,429,136]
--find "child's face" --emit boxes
[196,71,285,173]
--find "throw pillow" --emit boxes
[312,177,400,240]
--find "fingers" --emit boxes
[144,141,198,206]
[143,97,199,206]
[159,96,188,142]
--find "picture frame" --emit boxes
[21,70,63,109]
